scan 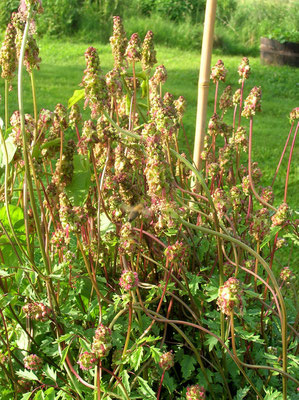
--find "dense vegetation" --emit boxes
[1,0,299,54]
[0,1,298,399]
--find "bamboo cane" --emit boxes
[193,0,217,171]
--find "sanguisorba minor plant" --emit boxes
[0,1,298,399]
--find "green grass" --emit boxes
[1,37,298,208]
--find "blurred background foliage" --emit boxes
[0,0,298,54]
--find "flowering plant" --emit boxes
[0,3,297,399]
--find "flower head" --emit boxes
[159,351,174,371]
[120,270,139,291]
[238,57,251,82]
[186,384,206,400]
[217,278,243,315]
[77,352,97,370]
[0,23,17,81]
[271,203,289,227]
[92,324,112,359]
[125,33,141,63]
[110,16,127,69]
[141,30,157,71]
[23,302,51,321]
[24,354,43,370]
[210,59,227,83]
[242,86,262,118]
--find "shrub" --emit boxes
[0,2,298,399]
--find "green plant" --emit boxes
[0,2,298,399]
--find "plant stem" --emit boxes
[230,312,263,399]
[272,121,294,187]
[156,370,165,400]
[284,121,298,203]
[4,79,9,130]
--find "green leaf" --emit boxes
[0,205,25,232]
[100,213,115,235]
[150,346,162,363]
[0,136,17,167]
[65,154,91,205]
[16,369,39,381]
[34,390,44,400]
[130,346,144,371]
[120,370,131,395]
[180,354,196,380]
[235,387,250,400]
[137,377,155,399]
[0,293,13,309]
[44,365,57,382]
[68,89,85,108]
[260,226,281,249]
[21,394,32,400]
[59,342,72,366]
[204,335,218,352]
[44,387,55,400]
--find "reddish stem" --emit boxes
[272,122,294,187]
[156,370,165,400]
[284,122,298,203]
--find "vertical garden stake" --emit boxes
[193,0,217,171]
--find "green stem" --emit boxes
[4,79,9,131]
[30,70,38,142]
[230,312,263,399]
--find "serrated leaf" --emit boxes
[130,347,143,371]
[137,377,155,399]
[150,346,162,363]
[235,387,250,400]
[68,89,85,108]
[204,335,218,352]
[120,370,131,395]
[180,354,196,380]
[137,335,161,345]
[17,369,39,381]
[44,365,57,382]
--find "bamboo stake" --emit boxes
[193,0,217,171]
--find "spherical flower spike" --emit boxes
[77,352,97,371]
[280,267,294,284]
[238,57,251,83]
[23,302,51,321]
[217,277,243,316]
[92,324,112,359]
[0,22,17,81]
[141,30,157,71]
[119,270,139,291]
[271,203,289,227]
[159,351,174,371]
[186,384,206,400]
[210,59,227,83]
[241,86,262,118]
[110,16,127,69]
[24,354,43,371]
[125,33,141,63]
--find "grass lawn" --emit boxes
[1,37,298,208]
